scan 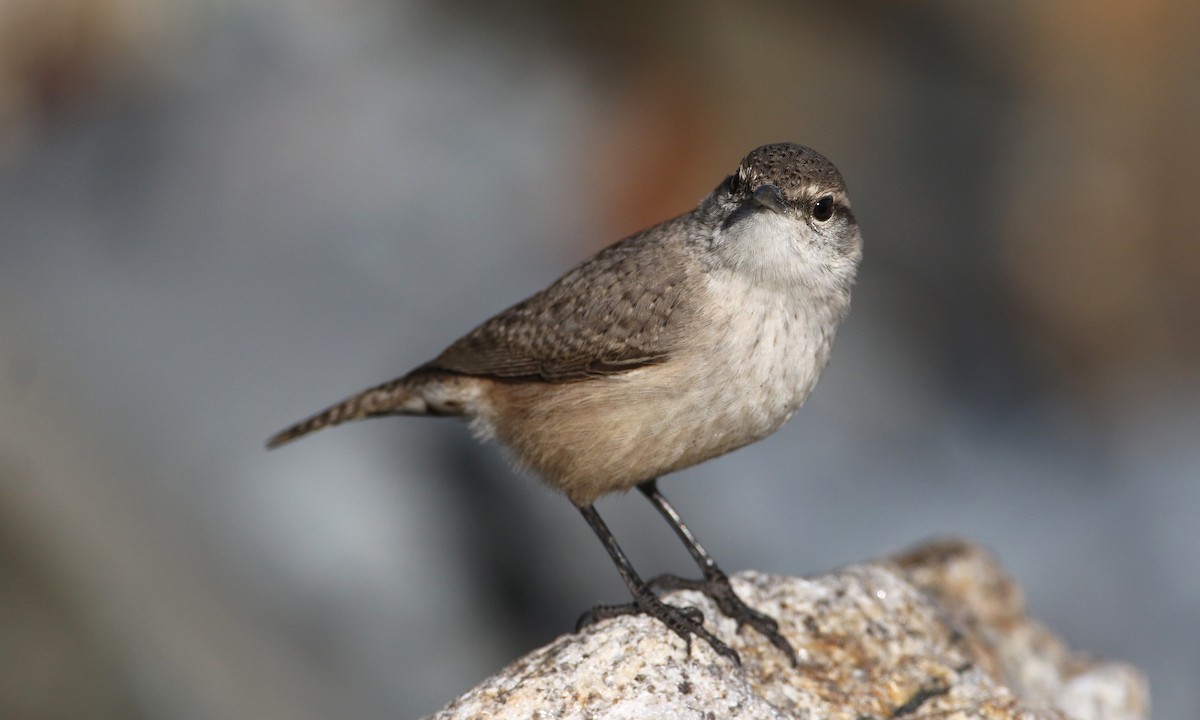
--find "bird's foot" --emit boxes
[576,591,740,665]
[650,568,798,666]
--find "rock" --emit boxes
[429,539,1148,720]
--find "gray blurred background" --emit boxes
[0,0,1197,717]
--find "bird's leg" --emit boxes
[575,504,740,665]
[637,479,798,666]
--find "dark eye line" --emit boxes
[726,180,844,220]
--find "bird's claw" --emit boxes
[649,569,798,667]
[577,592,741,665]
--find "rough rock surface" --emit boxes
[429,540,1147,720]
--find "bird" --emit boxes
[267,142,863,665]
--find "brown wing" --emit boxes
[423,217,701,383]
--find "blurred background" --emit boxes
[0,0,1196,717]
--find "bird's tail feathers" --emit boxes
[266,374,442,449]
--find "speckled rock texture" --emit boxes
[429,540,1147,720]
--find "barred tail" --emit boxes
[266,375,432,449]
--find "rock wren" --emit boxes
[267,143,862,665]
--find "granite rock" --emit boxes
[429,540,1147,720]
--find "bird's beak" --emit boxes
[752,184,785,213]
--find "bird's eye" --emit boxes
[812,195,835,222]
[726,173,744,195]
